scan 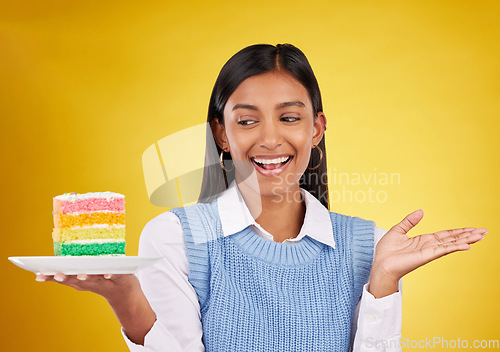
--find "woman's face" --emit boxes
[214,70,326,198]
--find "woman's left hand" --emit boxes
[368,209,488,298]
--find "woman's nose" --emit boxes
[259,121,283,149]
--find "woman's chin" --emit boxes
[254,180,301,200]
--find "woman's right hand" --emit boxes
[36,273,156,346]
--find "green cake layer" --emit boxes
[54,241,126,256]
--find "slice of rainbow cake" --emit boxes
[52,192,126,256]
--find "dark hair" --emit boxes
[198,43,329,209]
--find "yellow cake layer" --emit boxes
[52,226,125,242]
[53,212,125,228]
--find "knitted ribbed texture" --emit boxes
[170,200,374,352]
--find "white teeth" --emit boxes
[253,156,290,164]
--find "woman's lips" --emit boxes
[251,155,293,176]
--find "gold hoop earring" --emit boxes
[308,145,323,170]
[219,150,234,172]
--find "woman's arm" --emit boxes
[125,211,204,351]
[350,210,487,351]
[36,211,205,352]
[350,227,403,352]
[36,270,156,346]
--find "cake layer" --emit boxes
[54,240,125,256]
[52,226,125,242]
[53,194,125,214]
[53,212,125,228]
[54,192,124,201]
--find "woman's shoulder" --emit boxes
[327,210,387,239]
[145,200,216,226]
[140,211,184,246]
[141,201,219,243]
[169,200,220,222]
[143,210,181,230]
[327,210,375,226]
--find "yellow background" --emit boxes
[1,0,499,351]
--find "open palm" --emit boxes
[373,209,487,281]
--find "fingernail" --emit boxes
[103,274,112,279]
[35,276,45,282]
[54,275,64,282]
[77,274,87,281]
[483,230,489,235]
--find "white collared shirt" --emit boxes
[218,179,337,248]
[122,181,402,352]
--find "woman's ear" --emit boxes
[312,112,327,145]
[210,118,229,151]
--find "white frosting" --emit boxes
[66,210,124,215]
[54,192,125,201]
[67,239,125,244]
[67,224,125,230]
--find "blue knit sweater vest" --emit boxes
[170,200,374,352]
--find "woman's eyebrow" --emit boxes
[232,101,306,111]
[276,101,306,109]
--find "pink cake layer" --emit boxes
[54,197,125,214]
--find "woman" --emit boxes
[37,43,487,352]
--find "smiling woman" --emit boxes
[216,71,325,196]
[36,43,488,352]
[198,44,329,209]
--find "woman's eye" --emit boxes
[281,116,300,122]
[237,120,256,126]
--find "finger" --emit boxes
[53,274,102,291]
[422,229,488,260]
[432,227,487,242]
[41,273,85,290]
[54,273,67,282]
[76,274,88,281]
[461,233,484,245]
[425,229,473,246]
[432,227,476,241]
[440,231,484,246]
[53,274,91,287]
[436,228,486,245]
[390,209,424,235]
[70,274,120,290]
[475,228,488,236]
[421,241,472,262]
[54,274,84,286]
[72,274,107,284]
[37,274,58,283]
[82,274,113,282]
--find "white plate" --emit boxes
[8,256,163,275]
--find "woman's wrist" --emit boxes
[368,261,400,299]
[106,279,156,345]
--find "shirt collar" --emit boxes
[217,180,335,248]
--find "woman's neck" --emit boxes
[236,181,306,243]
